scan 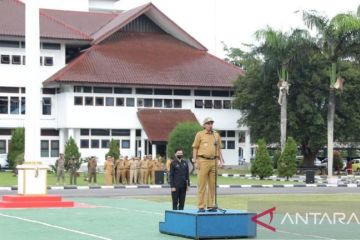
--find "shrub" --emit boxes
[64,137,81,170]
[251,139,273,179]
[105,139,120,159]
[277,137,297,180]
[7,128,25,169]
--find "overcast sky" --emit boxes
[116,0,359,58]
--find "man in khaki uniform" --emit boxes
[192,117,224,212]
[114,157,122,184]
[129,157,136,184]
[115,157,124,184]
[136,157,141,184]
[147,156,154,184]
[104,156,114,185]
[88,156,97,184]
[124,156,130,184]
[139,156,148,184]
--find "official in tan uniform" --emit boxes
[115,157,124,184]
[88,156,97,184]
[104,156,114,185]
[124,156,130,184]
[147,156,155,184]
[192,117,224,212]
[114,158,122,184]
[129,157,137,184]
[136,157,141,184]
[140,156,148,184]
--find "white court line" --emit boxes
[0,213,112,240]
[258,228,336,240]
[98,205,163,216]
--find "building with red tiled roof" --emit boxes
[0,0,252,166]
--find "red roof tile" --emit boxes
[137,109,199,142]
[45,32,243,88]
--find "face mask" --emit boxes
[176,155,183,159]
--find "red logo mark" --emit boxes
[251,207,276,232]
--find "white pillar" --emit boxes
[244,130,251,163]
[152,144,157,159]
[59,129,66,154]
[140,130,145,159]
[68,128,75,139]
[130,129,136,157]
[24,1,41,161]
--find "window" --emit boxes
[95,97,104,106]
[105,97,114,106]
[74,96,83,105]
[214,100,222,109]
[136,88,153,95]
[42,43,61,50]
[83,86,92,93]
[42,97,51,115]
[195,100,203,108]
[114,88,131,94]
[80,129,90,136]
[137,98,144,107]
[101,139,110,149]
[0,97,8,114]
[0,129,12,135]
[223,100,231,109]
[44,57,54,66]
[212,90,229,97]
[227,140,235,149]
[174,99,182,108]
[21,87,25,93]
[221,140,226,149]
[40,56,43,66]
[154,89,172,95]
[144,99,153,107]
[1,55,10,64]
[21,97,25,114]
[12,55,21,65]
[112,129,130,136]
[174,89,191,96]
[194,90,210,96]
[74,86,82,92]
[136,129,141,137]
[42,88,56,94]
[227,131,235,137]
[41,129,59,136]
[0,40,19,48]
[22,56,26,65]
[122,140,130,149]
[41,140,49,157]
[91,139,99,148]
[116,98,124,106]
[80,139,89,148]
[10,97,19,114]
[50,140,59,157]
[164,99,172,108]
[204,100,213,109]
[219,131,226,137]
[93,87,112,94]
[0,140,6,154]
[154,99,163,108]
[91,129,110,136]
[239,132,245,143]
[0,87,19,93]
[126,98,135,107]
[85,97,93,106]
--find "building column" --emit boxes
[152,144,157,159]
[59,129,66,154]
[68,128,75,139]
[244,130,251,163]
[140,130,145,159]
[130,129,136,157]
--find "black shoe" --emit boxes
[198,208,205,213]
[207,207,217,212]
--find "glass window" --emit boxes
[42,43,61,50]
[83,86,92,93]
[116,98,124,106]
[105,97,114,106]
[136,88,153,95]
[195,100,203,108]
[1,55,10,64]
[0,140,6,154]
[93,87,112,93]
[74,96,83,105]
[101,139,110,149]
[114,88,132,94]
[41,140,49,157]
[44,57,54,66]
[50,140,59,157]
[95,97,104,106]
[154,99,163,108]
[214,100,222,109]
[0,87,19,93]
[112,129,130,136]
[126,98,135,107]
[221,140,226,149]
[144,99,153,107]
[85,97,93,106]
[219,131,226,137]
[174,89,191,96]
[41,129,59,136]
[227,131,235,137]
[12,55,21,65]
[0,40,19,48]
[137,98,144,107]
[91,139,99,148]
[154,89,172,95]
[164,99,172,108]
[80,129,90,136]
[42,88,56,94]
[122,140,130,149]
[136,129,141,137]
[204,100,213,109]
[174,99,182,108]
[194,90,210,96]
[227,140,235,149]
[91,129,110,136]
[10,97,19,114]
[74,86,82,92]
[212,90,229,97]
[0,97,8,114]
[223,100,231,109]
[239,132,245,143]
[80,139,89,148]
[21,97,25,114]
[42,97,51,115]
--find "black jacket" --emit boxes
[169,158,190,188]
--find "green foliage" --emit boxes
[105,139,120,159]
[333,150,343,173]
[277,137,298,179]
[251,139,273,179]
[64,137,81,170]
[167,122,202,160]
[7,128,24,168]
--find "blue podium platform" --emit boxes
[159,209,257,239]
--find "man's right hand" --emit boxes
[171,187,176,192]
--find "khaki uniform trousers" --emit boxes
[141,169,148,184]
[121,170,127,184]
[116,170,122,184]
[129,169,137,184]
[197,159,216,209]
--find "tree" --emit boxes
[167,122,202,160]
[302,9,360,177]
[277,137,297,180]
[64,137,81,170]
[105,139,120,159]
[272,149,281,169]
[333,150,343,175]
[7,128,25,169]
[251,139,273,179]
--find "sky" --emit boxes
[116,0,359,58]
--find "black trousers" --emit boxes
[171,185,187,210]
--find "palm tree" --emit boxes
[302,9,360,177]
[255,27,312,152]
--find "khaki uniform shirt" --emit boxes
[192,129,222,158]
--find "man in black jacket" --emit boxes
[169,148,190,210]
